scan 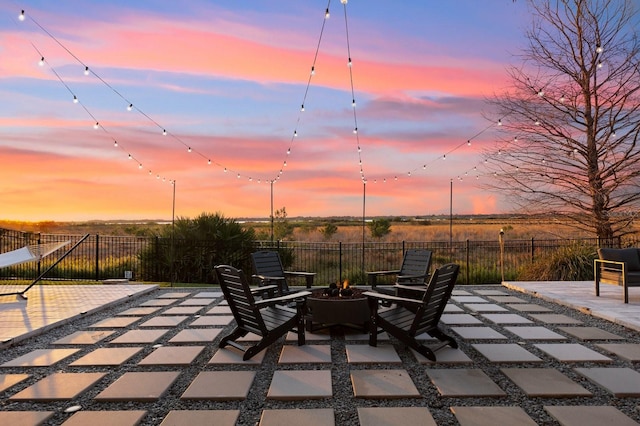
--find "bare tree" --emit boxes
[485,0,640,239]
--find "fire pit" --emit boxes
[306,283,370,332]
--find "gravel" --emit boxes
[0,285,639,425]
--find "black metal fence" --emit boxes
[0,227,632,285]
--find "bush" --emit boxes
[517,243,597,281]
[138,212,256,283]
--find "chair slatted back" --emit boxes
[411,263,459,335]
[398,249,432,278]
[215,265,267,336]
[251,250,289,292]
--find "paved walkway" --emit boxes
[504,280,640,331]
[0,282,639,425]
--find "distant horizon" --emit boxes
[1,1,530,221]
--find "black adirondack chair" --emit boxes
[251,250,316,296]
[366,249,432,289]
[214,264,310,360]
[364,263,459,361]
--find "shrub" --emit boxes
[517,243,597,281]
[138,212,256,283]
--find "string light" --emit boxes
[38,57,44,66]
[73,95,78,103]
[19,10,25,21]
[325,8,330,18]
[596,45,603,54]
[559,95,565,103]
[187,147,191,153]
[127,103,133,111]
[162,129,167,135]
[311,66,315,75]
[93,122,99,129]
[84,66,89,76]
[208,159,211,165]
[114,141,118,147]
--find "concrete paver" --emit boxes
[501,368,592,397]
[61,410,147,426]
[357,407,437,426]
[426,369,506,397]
[268,370,333,400]
[259,408,335,426]
[52,330,115,345]
[159,410,239,426]
[181,371,256,400]
[95,371,180,401]
[575,367,640,397]
[69,347,143,366]
[351,369,420,398]
[544,405,640,426]
[9,372,106,401]
[451,406,538,426]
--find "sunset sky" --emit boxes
[0,0,531,221]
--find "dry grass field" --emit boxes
[1,215,630,243]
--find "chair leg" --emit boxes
[219,327,247,349]
[429,328,458,349]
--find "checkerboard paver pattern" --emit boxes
[1,284,639,425]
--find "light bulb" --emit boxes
[84,66,89,76]
[301,104,305,112]
[311,66,315,75]
[187,147,191,153]
[352,99,356,107]
[208,159,211,165]
[38,57,44,66]
[128,154,132,160]
[348,57,352,67]
[287,148,291,154]
[408,172,411,176]
[127,104,133,111]
[284,161,287,167]
[498,119,502,126]
[340,0,348,4]
[162,129,167,135]
[19,10,25,21]
[325,8,330,18]
[237,173,240,179]
[467,140,471,146]
[157,175,160,179]
[358,146,361,152]
[224,168,227,173]
[535,119,540,125]
[148,170,152,175]
[514,136,518,142]
[597,61,603,69]
[93,122,99,129]
[114,140,118,147]
[559,95,565,103]
[538,89,544,97]
[353,127,358,134]
[73,95,78,103]
[443,154,446,160]
[596,45,603,53]
[293,130,298,137]
[138,163,142,169]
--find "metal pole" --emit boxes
[449,179,453,261]
[270,181,274,243]
[171,180,176,287]
[362,181,366,274]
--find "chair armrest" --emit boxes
[251,285,278,294]
[363,291,422,306]
[394,284,426,293]
[397,273,428,281]
[255,290,311,307]
[366,269,401,276]
[285,271,315,277]
[595,259,625,269]
[253,274,286,282]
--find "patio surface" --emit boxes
[0,281,638,425]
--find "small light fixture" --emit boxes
[73,95,78,103]
[93,122,99,129]
[596,45,603,54]
[325,8,330,18]
[38,57,44,66]
[162,129,167,135]
[127,103,133,111]
[19,10,25,21]
[84,66,89,76]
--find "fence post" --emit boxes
[37,234,41,278]
[465,239,470,285]
[339,242,342,284]
[531,237,535,264]
[95,234,100,281]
